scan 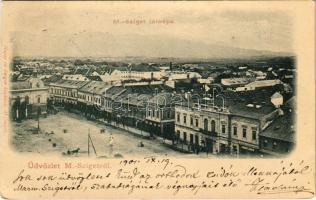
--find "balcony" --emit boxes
[199,128,218,137]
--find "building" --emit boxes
[109,69,164,81]
[77,81,112,118]
[49,79,89,109]
[168,71,202,81]
[10,78,49,120]
[145,93,176,139]
[259,97,295,156]
[235,79,282,92]
[62,74,89,81]
[101,83,175,138]
[221,77,253,87]
[174,91,280,155]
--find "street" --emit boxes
[11,111,210,158]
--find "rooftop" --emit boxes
[79,81,112,95]
[49,79,89,89]
[259,111,294,143]
[11,81,31,90]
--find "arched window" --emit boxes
[211,120,216,132]
[37,97,41,103]
[204,118,208,131]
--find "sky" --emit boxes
[3,2,294,58]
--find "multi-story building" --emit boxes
[174,91,281,155]
[77,81,112,118]
[10,77,49,120]
[48,79,89,109]
[101,83,175,138]
[145,93,176,139]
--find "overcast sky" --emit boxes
[4,2,294,58]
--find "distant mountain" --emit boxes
[11,32,293,59]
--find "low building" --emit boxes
[110,69,164,81]
[221,77,253,87]
[259,112,294,156]
[235,79,282,92]
[10,78,49,120]
[62,74,89,81]
[259,98,295,156]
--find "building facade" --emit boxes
[10,78,48,120]
[174,95,280,155]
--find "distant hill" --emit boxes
[12,31,293,59]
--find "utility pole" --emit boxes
[37,107,40,134]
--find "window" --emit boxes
[195,119,199,127]
[252,130,257,140]
[183,115,187,124]
[273,141,277,149]
[190,117,193,126]
[222,125,226,134]
[204,118,208,131]
[37,97,41,103]
[211,120,216,132]
[233,145,238,152]
[177,113,180,122]
[190,134,194,144]
[176,130,180,139]
[195,135,199,145]
[183,132,187,143]
[263,140,268,147]
[167,111,171,119]
[242,128,247,138]
[233,126,237,136]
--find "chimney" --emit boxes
[185,92,193,108]
[278,108,284,116]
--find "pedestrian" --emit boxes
[108,133,114,156]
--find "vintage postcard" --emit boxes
[0,1,315,199]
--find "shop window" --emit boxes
[183,132,187,143]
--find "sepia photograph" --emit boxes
[8,3,296,159]
[1,2,314,199]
